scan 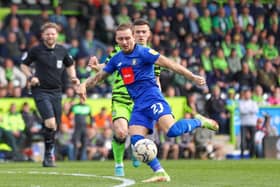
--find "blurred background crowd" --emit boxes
[0,0,280,161]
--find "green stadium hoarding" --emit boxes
[0,97,187,119]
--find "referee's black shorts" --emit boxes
[32,89,62,126]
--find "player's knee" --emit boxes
[130,135,144,145]
[114,128,128,140]
[44,119,57,130]
[113,135,126,144]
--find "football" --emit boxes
[132,138,158,163]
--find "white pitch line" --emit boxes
[2,171,135,187]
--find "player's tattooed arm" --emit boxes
[85,70,109,88]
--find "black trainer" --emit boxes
[42,155,56,167]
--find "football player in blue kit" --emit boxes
[78,23,219,183]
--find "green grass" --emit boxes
[0,159,279,187]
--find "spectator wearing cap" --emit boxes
[239,86,259,158]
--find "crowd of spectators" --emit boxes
[0,0,280,160]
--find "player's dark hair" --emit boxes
[41,22,59,33]
[133,19,151,29]
[115,23,133,32]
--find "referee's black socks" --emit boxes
[43,127,56,157]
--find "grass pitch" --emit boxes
[0,159,279,187]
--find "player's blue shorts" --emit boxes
[129,90,172,134]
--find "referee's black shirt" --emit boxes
[22,43,74,92]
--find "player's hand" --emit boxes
[71,77,80,85]
[88,56,100,71]
[192,74,206,86]
[30,77,40,86]
[77,82,87,102]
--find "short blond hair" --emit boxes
[41,22,59,33]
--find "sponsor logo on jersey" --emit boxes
[57,60,63,68]
[117,62,122,67]
[132,59,137,65]
[148,49,158,55]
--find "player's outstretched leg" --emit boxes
[42,127,56,167]
[112,136,126,176]
[166,116,218,138]
[131,135,170,183]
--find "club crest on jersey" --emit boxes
[132,59,137,65]
[148,49,158,55]
[57,60,63,68]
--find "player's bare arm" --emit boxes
[155,55,206,86]
[88,56,105,72]
[20,63,40,86]
[77,70,109,102]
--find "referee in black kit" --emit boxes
[20,22,80,167]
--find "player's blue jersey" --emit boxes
[103,44,160,101]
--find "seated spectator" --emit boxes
[86,127,111,160]
[116,5,131,24]
[194,128,225,160]
[22,17,35,49]
[267,87,280,105]
[93,107,112,130]
[56,123,75,161]
[227,49,242,77]
[0,114,23,160]
[3,3,22,28]
[65,16,81,44]
[95,5,116,44]
[21,102,43,146]
[0,103,26,160]
[257,61,278,93]
[158,129,180,160]
[1,32,23,65]
[49,5,68,29]
[262,35,279,63]
[80,30,107,61]
[205,85,229,134]
[67,38,82,61]
[0,65,8,87]
[234,63,256,92]
[3,58,26,89]
[252,84,267,106]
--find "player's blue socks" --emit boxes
[131,135,144,145]
[166,119,201,137]
[148,158,163,172]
